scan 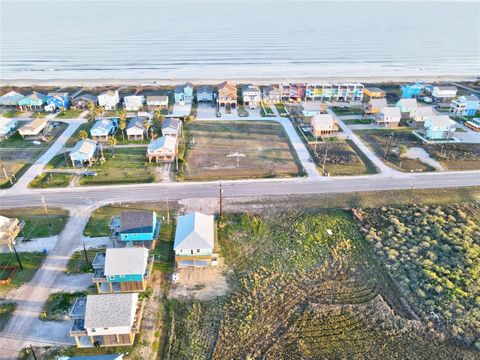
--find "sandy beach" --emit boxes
[1,74,478,87]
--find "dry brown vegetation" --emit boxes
[425,144,480,170]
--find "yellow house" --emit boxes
[364,87,386,98]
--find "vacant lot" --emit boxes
[0,252,46,296]
[424,143,480,171]
[163,210,474,359]
[40,291,88,321]
[29,172,72,188]
[357,202,480,349]
[309,139,377,176]
[0,207,69,238]
[0,123,68,188]
[182,121,302,180]
[356,129,436,172]
[0,302,16,332]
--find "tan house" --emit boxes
[310,114,338,137]
[216,81,237,108]
[18,118,49,139]
[0,215,22,250]
[146,136,176,163]
[70,293,144,348]
[126,116,146,140]
[375,107,401,129]
[365,98,388,114]
[146,96,169,109]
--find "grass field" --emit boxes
[0,252,46,296]
[0,207,69,238]
[355,129,436,172]
[331,106,364,115]
[66,249,97,274]
[1,110,25,118]
[56,109,82,119]
[29,172,72,188]
[0,123,68,188]
[65,122,90,146]
[424,143,480,171]
[274,103,288,117]
[163,210,476,358]
[0,302,16,332]
[182,121,302,180]
[40,291,88,321]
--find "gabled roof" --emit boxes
[263,86,279,94]
[84,293,138,329]
[397,98,417,109]
[127,116,146,131]
[91,119,113,134]
[99,90,118,97]
[311,114,335,130]
[47,92,68,97]
[0,91,24,105]
[426,115,456,128]
[120,211,155,234]
[73,93,96,102]
[124,95,144,102]
[414,106,434,117]
[368,98,387,108]
[174,83,193,94]
[218,81,237,95]
[174,212,214,251]
[104,247,149,276]
[146,95,169,103]
[71,138,97,157]
[162,118,181,132]
[434,86,457,91]
[379,107,401,119]
[147,136,176,152]
[26,91,49,102]
[19,118,47,134]
[197,86,214,94]
[242,84,261,93]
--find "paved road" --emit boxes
[0,207,94,360]
[10,119,85,193]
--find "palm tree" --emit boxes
[144,120,152,139]
[108,136,117,157]
[118,110,127,141]
[153,110,163,136]
[78,130,88,139]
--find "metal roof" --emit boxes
[174,212,214,251]
[104,247,149,276]
[84,293,138,329]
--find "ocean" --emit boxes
[1,0,479,80]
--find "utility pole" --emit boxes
[83,242,89,263]
[322,141,329,175]
[219,181,224,217]
[41,196,52,229]
[165,185,170,224]
[13,245,23,270]
[29,344,38,360]
[384,131,394,160]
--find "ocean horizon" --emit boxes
[1,0,479,81]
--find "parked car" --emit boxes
[216,111,222,117]
[84,171,98,177]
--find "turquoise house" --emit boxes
[174,83,194,104]
[17,91,49,110]
[90,118,117,141]
[92,247,153,293]
[110,211,159,249]
[401,83,423,99]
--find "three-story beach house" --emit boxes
[123,95,145,111]
[216,81,237,108]
[241,85,261,108]
[98,90,120,110]
[72,93,97,109]
[109,211,160,249]
[174,83,194,105]
[196,86,214,102]
[375,107,401,129]
[450,95,479,117]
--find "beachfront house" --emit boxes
[146,136,176,163]
[396,98,418,118]
[0,91,24,107]
[333,83,364,102]
[432,86,457,100]
[17,92,49,111]
[411,106,435,128]
[98,90,120,110]
[0,215,22,251]
[18,118,49,139]
[173,212,215,268]
[365,98,388,114]
[109,211,160,249]
[281,83,305,101]
[45,92,70,111]
[450,95,479,117]
[420,115,457,141]
[146,96,169,109]
[90,119,117,141]
[91,247,153,294]
[196,86,214,102]
[72,93,97,110]
[261,86,281,103]
[161,118,182,138]
[69,138,97,167]
[305,83,333,101]
[123,95,145,111]
[217,81,238,108]
[126,116,146,140]
[375,107,401,129]
[174,83,194,105]
[310,113,338,137]
[69,293,143,348]
[401,83,423,99]
[0,118,17,140]
[364,87,386,98]
[242,85,261,109]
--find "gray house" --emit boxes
[196,86,214,102]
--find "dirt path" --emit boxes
[0,206,95,360]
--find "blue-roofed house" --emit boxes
[146,136,176,163]
[90,119,117,141]
[450,95,479,117]
[46,92,70,111]
[109,211,160,249]
[174,83,194,105]
[401,83,423,99]
[0,91,24,107]
[173,212,215,268]
[91,247,154,293]
[69,138,97,167]
[17,92,49,110]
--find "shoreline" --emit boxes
[1,74,478,87]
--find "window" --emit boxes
[191,250,193,255]
[109,275,115,280]
[104,328,109,330]
[197,249,200,253]
[91,328,96,332]
[120,275,125,278]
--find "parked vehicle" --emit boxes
[216,111,222,117]
[84,171,98,177]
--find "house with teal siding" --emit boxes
[450,95,479,117]
[69,138,97,167]
[91,247,153,293]
[17,92,49,110]
[110,211,159,249]
[174,83,194,105]
[90,119,117,141]
[401,83,423,99]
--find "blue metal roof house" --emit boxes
[90,118,117,141]
[46,92,70,111]
[401,83,423,99]
[69,138,97,167]
[110,211,160,249]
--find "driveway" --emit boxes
[171,103,192,117]
[10,119,86,193]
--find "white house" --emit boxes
[0,91,24,106]
[69,138,97,167]
[173,212,215,268]
[196,86,214,102]
[146,96,169,108]
[432,86,457,100]
[98,90,120,110]
[262,86,281,104]
[242,85,261,108]
[310,113,337,137]
[161,118,182,138]
[421,115,457,140]
[126,116,146,140]
[123,95,145,111]
[146,136,176,163]
[411,106,434,127]
[0,118,17,139]
[18,118,49,139]
[375,107,401,129]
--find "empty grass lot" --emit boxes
[182,121,302,180]
[274,103,289,116]
[29,172,72,188]
[0,207,69,238]
[40,291,88,321]
[56,109,82,119]
[0,302,17,332]
[0,252,46,296]
[0,123,68,188]
[424,143,480,171]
